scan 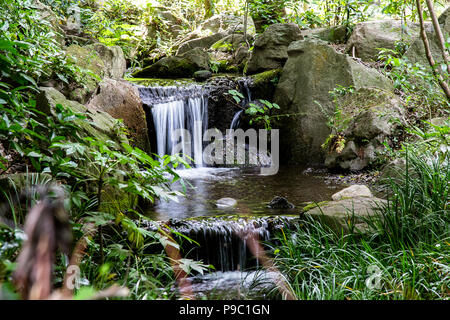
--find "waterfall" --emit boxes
[230,110,243,130]
[143,216,298,272]
[228,78,252,130]
[138,85,208,167]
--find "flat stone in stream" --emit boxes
[216,197,238,208]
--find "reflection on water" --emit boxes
[146,166,343,221]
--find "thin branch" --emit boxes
[415,0,450,100]
[424,0,450,75]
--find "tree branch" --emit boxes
[415,0,450,100]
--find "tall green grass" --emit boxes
[271,150,449,300]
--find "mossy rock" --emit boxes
[126,77,197,87]
[304,197,386,235]
[211,34,252,52]
[65,44,105,103]
[251,68,282,86]
[335,87,404,136]
[177,32,228,55]
[36,87,131,213]
[132,48,210,78]
[37,87,128,144]
[249,68,282,100]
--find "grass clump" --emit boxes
[271,149,449,300]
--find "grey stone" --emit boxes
[305,197,386,235]
[404,6,449,67]
[346,20,423,62]
[267,196,294,209]
[87,79,150,152]
[87,43,127,79]
[193,70,212,81]
[36,87,128,144]
[302,25,347,43]
[274,39,393,165]
[216,197,238,208]
[324,87,405,171]
[133,48,210,78]
[199,14,256,36]
[177,32,228,55]
[332,185,373,201]
[65,44,106,103]
[246,23,303,74]
[211,34,252,52]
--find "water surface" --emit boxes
[146,166,343,221]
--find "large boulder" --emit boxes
[36,87,128,144]
[404,6,450,67]
[346,20,423,62]
[35,88,132,212]
[87,43,127,79]
[246,23,303,74]
[65,44,106,103]
[439,5,450,26]
[324,87,405,171]
[147,6,188,40]
[199,14,256,36]
[177,32,228,55]
[133,48,210,78]
[302,25,348,44]
[304,196,386,235]
[87,79,151,153]
[274,39,393,165]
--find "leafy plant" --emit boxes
[380,51,449,118]
[227,89,290,130]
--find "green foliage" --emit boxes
[379,47,450,118]
[0,0,201,300]
[83,0,146,65]
[245,100,280,130]
[316,86,355,154]
[272,148,449,299]
[227,89,286,130]
[407,118,450,158]
[0,0,82,86]
[372,149,449,247]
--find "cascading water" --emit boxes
[134,78,319,299]
[229,78,252,130]
[143,216,298,272]
[138,85,208,167]
[230,110,243,130]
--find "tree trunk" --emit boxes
[415,0,450,100]
[424,0,450,75]
[204,0,213,19]
[243,0,249,47]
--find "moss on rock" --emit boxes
[65,44,105,103]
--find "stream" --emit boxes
[137,78,344,299]
[146,166,341,221]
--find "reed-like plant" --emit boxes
[271,149,449,300]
